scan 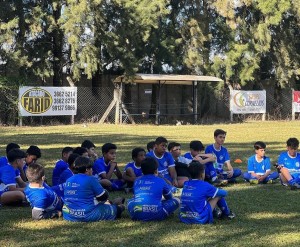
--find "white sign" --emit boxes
[19,87,77,116]
[293,91,300,113]
[230,90,266,114]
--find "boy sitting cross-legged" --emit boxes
[63,157,125,222]
[243,141,279,184]
[127,157,180,221]
[24,163,63,220]
[179,161,235,224]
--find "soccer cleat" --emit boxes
[213,207,222,219]
[172,188,183,197]
[249,179,259,185]
[212,179,228,187]
[266,180,273,184]
[221,210,236,220]
[290,182,300,190]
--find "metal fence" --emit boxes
[0,85,298,126]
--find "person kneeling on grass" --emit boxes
[62,156,125,222]
[179,161,235,224]
[243,141,279,184]
[24,163,63,220]
[127,157,180,221]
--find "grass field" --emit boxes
[1,121,300,247]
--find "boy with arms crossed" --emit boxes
[127,157,180,221]
[276,138,300,189]
[25,163,63,220]
[244,141,279,184]
[179,161,235,224]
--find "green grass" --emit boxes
[1,121,300,247]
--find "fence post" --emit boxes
[292,89,295,120]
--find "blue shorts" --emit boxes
[127,198,179,221]
[180,203,213,224]
[63,203,117,222]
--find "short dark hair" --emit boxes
[68,153,80,167]
[26,163,45,183]
[287,138,299,149]
[74,156,93,174]
[6,143,20,155]
[188,161,205,179]
[168,142,181,151]
[102,143,117,154]
[214,129,226,137]
[7,149,26,163]
[132,147,146,159]
[189,140,204,152]
[254,141,266,150]
[155,136,168,145]
[81,140,96,149]
[73,147,88,156]
[146,141,155,152]
[26,145,41,158]
[141,157,158,175]
[62,147,74,156]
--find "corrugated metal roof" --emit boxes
[113,73,223,85]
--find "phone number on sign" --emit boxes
[52,105,76,111]
[54,91,76,98]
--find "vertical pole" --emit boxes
[119,83,123,124]
[193,81,198,124]
[156,81,161,125]
[115,85,120,124]
[292,89,295,120]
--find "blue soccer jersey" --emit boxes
[24,184,62,211]
[52,160,69,186]
[205,144,230,170]
[183,152,193,160]
[278,152,300,172]
[0,164,18,195]
[124,162,143,177]
[180,179,219,224]
[127,174,178,221]
[58,168,73,184]
[247,155,271,175]
[93,157,115,179]
[0,156,8,168]
[146,151,175,181]
[63,174,117,222]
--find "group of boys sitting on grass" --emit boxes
[0,129,300,224]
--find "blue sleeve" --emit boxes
[166,153,175,167]
[247,156,254,172]
[1,166,17,186]
[90,177,105,197]
[93,159,106,176]
[265,157,271,170]
[216,188,227,197]
[162,180,173,200]
[224,148,230,161]
[205,182,219,198]
[278,153,284,166]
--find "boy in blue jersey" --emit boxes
[147,136,178,187]
[52,147,74,186]
[22,145,42,182]
[0,143,20,168]
[24,163,63,220]
[73,147,89,157]
[63,157,125,222]
[205,129,241,184]
[58,153,80,184]
[93,143,125,191]
[179,161,235,224]
[123,147,146,191]
[276,138,300,189]
[127,157,180,221]
[81,140,98,161]
[244,141,279,184]
[0,149,27,206]
[146,141,155,152]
